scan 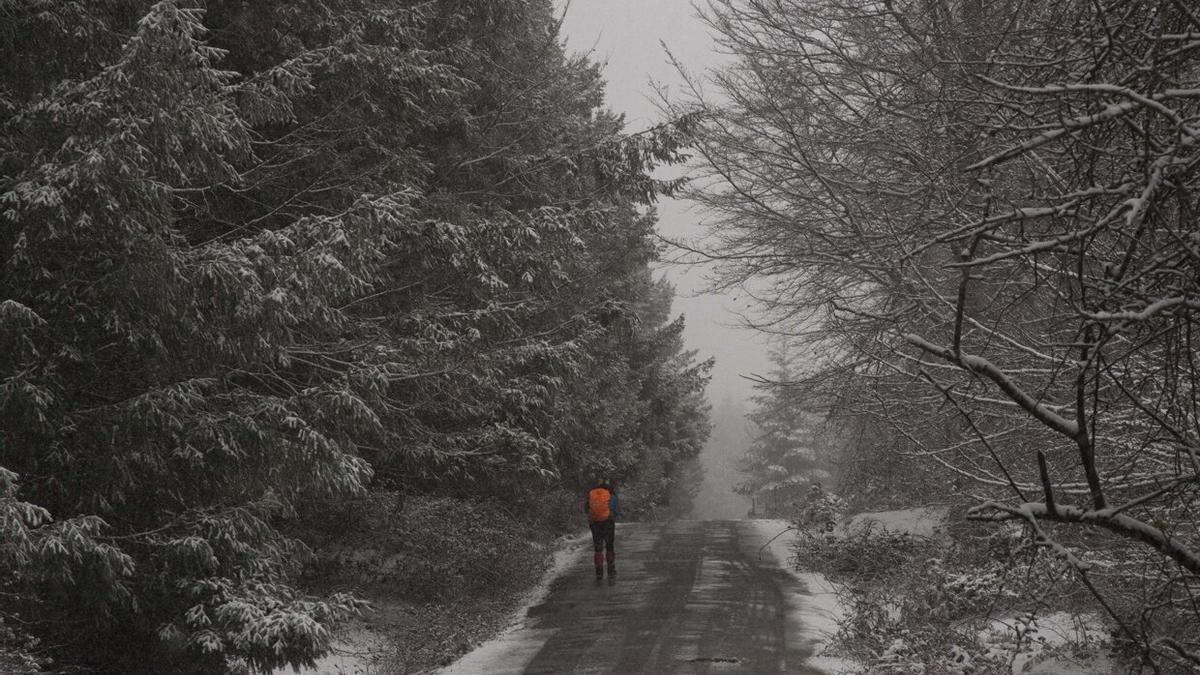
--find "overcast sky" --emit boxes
[556,0,770,406]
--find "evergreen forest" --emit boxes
[0,1,712,671]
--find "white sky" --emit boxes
[557,0,770,406]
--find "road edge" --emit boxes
[435,530,587,674]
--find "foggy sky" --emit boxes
[557,0,771,407]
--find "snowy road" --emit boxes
[441,520,829,674]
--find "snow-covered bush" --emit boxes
[796,518,1118,673]
[801,526,988,670]
[794,483,847,534]
[795,522,937,581]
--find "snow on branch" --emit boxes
[945,220,1106,269]
[973,79,1198,135]
[967,500,1200,576]
[0,299,46,328]
[1082,296,1200,323]
[967,99,1145,171]
[904,334,1080,438]
[911,203,1080,258]
[1156,638,1200,667]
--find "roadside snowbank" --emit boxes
[747,519,853,675]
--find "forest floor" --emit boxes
[279,589,545,674]
[280,532,584,675]
[276,492,580,675]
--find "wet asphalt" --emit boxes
[454,520,825,674]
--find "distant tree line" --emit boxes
[0,0,711,671]
[677,0,1200,668]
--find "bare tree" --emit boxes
[671,0,1200,666]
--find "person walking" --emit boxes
[585,478,619,579]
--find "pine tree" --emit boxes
[0,2,398,670]
[736,346,824,515]
[2,0,710,669]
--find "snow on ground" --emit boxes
[747,519,854,675]
[277,532,587,675]
[277,591,400,675]
[789,505,1116,675]
[842,505,950,538]
[748,508,967,674]
[835,507,1116,674]
[278,623,386,675]
[981,611,1115,675]
[437,531,586,675]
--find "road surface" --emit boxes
[443,520,828,674]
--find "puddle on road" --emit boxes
[689,655,742,664]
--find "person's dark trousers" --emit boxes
[589,519,616,576]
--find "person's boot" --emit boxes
[594,551,605,579]
[606,551,616,577]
